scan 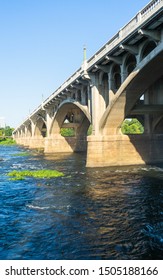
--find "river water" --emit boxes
[0,145,163,260]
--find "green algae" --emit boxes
[12,152,32,157]
[8,169,64,180]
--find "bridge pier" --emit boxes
[14,137,27,146]
[44,135,87,153]
[86,134,163,167]
[28,136,45,150]
[13,0,163,168]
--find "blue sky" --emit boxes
[0,0,150,128]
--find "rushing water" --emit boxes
[0,145,163,260]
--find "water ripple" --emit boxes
[0,146,163,259]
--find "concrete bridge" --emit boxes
[13,0,163,167]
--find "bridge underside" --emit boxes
[13,2,163,168]
[87,51,163,167]
[16,133,163,167]
[16,52,163,167]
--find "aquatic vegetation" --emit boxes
[12,152,32,157]
[8,169,64,180]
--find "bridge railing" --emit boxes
[28,0,163,113]
[43,67,82,105]
[40,0,163,109]
[14,0,163,132]
[23,66,82,124]
[141,0,162,17]
[87,0,163,69]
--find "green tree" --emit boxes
[0,129,4,137]
[60,128,75,137]
[121,118,144,134]
[4,126,14,136]
[0,126,14,137]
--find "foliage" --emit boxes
[87,125,92,136]
[0,126,14,137]
[60,128,75,137]
[60,125,92,137]
[12,152,32,157]
[0,138,16,145]
[121,118,144,134]
[8,169,64,180]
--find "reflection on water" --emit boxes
[0,145,163,259]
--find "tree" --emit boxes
[121,118,144,134]
[4,126,14,136]
[60,128,75,137]
[0,126,14,137]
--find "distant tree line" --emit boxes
[0,126,14,137]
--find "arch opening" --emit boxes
[125,54,137,75]
[112,64,121,92]
[101,73,109,107]
[26,123,32,137]
[141,40,157,60]
[34,118,47,138]
[121,118,144,135]
[50,102,91,152]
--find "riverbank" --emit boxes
[0,137,16,145]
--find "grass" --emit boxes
[8,169,64,180]
[0,138,16,145]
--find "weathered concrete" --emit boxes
[28,137,45,150]
[44,135,87,153]
[86,134,163,167]
[13,0,163,167]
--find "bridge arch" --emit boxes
[45,100,91,153]
[25,123,32,137]
[112,64,121,92]
[124,54,137,75]
[17,129,21,138]
[140,40,157,60]
[50,100,91,136]
[21,126,25,137]
[100,45,163,135]
[34,117,47,138]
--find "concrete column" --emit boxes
[120,63,128,82]
[90,73,104,135]
[144,89,151,134]
[30,118,36,137]
[24,126,27,137]
[81,85,86,105]
[104,75,109,108]
[46,107,54,137]
[108,73,115,103]
[87,84,92,116]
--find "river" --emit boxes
[0,145,163,260]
